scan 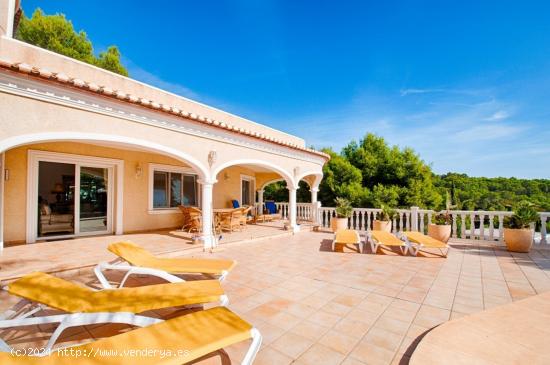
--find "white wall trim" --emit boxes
[147,163,198,212]
[26,150,124,243]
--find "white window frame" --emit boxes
[240,174,256,207]
[26,150,124,243]
[148,163,198,214]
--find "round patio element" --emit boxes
[428,224,451,243]
[504,228,533,253]
[373,220,392,232]
[330,218,348,232]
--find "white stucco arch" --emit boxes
[259,178,286,191]
[0,132,210,180]
[296,170,324,190]
[212,159,296,189]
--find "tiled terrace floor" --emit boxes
[1,231,550,364]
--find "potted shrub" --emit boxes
[503,202,538,253]
[429,213,452,243]
[331,197,352,232]
[428,191,454,243]
[373,205,396,232]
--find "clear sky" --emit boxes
[21,1,550,178]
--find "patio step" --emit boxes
[409,290,550,365]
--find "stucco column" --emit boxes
[0,152,4,251]
[288,186,300,232]
[257,189,264,216]
[199,180,216,250]
[311,187,319,224]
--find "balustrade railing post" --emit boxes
[488,214,495,241]
[498,214,504,242]
[452,213,457,238]
[540,214,548,245]
[419,213,425,234]
[410,206,419,232]
[470,213,476,239]
[460,214,466,239]
[479,213,485,240]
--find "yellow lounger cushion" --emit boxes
[0,306,253,365]
[334,229,360,244]
[370,230,406,246]
[108,242,236,275]
[8,272,224,313]
[404,232,447,248]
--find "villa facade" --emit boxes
[0,1,328,249]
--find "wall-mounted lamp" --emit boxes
[135,163,143,178]
[208,150,217,167]
[293,166,300,177]
[223,172,230,181]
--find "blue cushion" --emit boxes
[265,201,277,214]
[231,200,240,208]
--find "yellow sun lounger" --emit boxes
[332,229,363,253]
[0,272,228,352]
[403,231,449,257]
[95,241,237,288]
[367,230,408,255]
[0,306,262,365]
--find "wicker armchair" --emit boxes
[179,206,202,233]
[239,206,253,227]
[219,209,243,232]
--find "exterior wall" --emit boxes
[3,142,195,244]
[0,71,327,244]
[0,91,325,186]
[0,0,16,37]
[212,166,258,208]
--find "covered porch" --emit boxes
[0,63,328,253]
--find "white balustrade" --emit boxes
[268,202,549,245]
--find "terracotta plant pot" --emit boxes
[504,228,533,253]
[330,217,349,232]
[373,220,392,232]
[428,224,451,243]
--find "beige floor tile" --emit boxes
[253,346,294,365]
[349,341,396,365]
[318,329,360,355]
[296,343,346,365]
[363,327,404,352]
[289,320,331,341]
[271,331,314,358]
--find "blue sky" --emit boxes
[22,1,550,178]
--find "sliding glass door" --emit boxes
[36,160,112,239]
[79,166,109,233]
[38,161,76,237]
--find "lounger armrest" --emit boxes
[95,261,185,289]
